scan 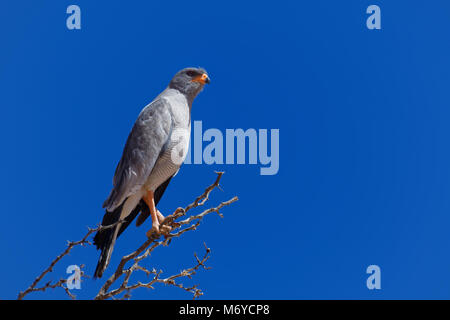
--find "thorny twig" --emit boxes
[95,171,238,300]
[17,221,123,300]
[17,172,238,300]
[96,243,212,300]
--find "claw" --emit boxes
[160,224,172,235]
[146,222,160,238]
[171,222,181,229]
[156,210,165,224]
[174,207,185,215]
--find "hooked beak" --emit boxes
[192,73,210,84]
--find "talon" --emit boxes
[174,207,185,214]
[156,210,165,224]
[146,223,160,237]
[160,224,172,235]
[172,222,181,229]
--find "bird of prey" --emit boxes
[93,67,210,278]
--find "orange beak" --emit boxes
[192,73,210,84]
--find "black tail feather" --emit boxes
[93,176,173,278]
[94,203,122,250]
[93,203,122,278]
[93,223,117,279]
[93,200,147,278]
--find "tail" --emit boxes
[93,199,143,278]
[93,227,118,278]
[93,176,174,278]
[93,204,123,279]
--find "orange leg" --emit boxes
[143,190,171,236]
[143,190,160,235]
[156,210,165,223]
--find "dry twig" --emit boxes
[17,172,237,300]
[95,171,238,300]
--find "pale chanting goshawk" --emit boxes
[93,68,210,278]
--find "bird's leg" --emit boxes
[156,210,165,224]
[143,190,171,236]
[143,190,160,236]
[156,210,172,234]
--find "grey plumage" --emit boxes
[94,67,210,278]
[102,98,173,212]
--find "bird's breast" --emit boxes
[145,124,191,192]
[144,135,189,192]
[144,91,191,192]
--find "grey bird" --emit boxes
[93,67,210,278]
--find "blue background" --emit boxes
[1,0,450,299]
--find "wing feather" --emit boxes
[103,98,172,211]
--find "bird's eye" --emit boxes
[186,71,197,77]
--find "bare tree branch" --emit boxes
[17,171,237,300]
[95,171,238,300]
[96,243,212,300]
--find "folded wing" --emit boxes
[103,98,173,212]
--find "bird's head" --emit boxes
[169,67,210,99]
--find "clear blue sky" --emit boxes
[1,1,450,299]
